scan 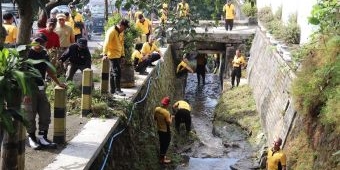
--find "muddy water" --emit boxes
[176,74,254,170]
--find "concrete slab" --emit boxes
[44,118,118,170]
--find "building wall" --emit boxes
[247,28,297,145]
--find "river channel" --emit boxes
[175,73,256,170]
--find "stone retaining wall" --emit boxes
[247,28,297,146]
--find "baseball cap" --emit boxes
[120,19,130,28]
[161,96,170,106]
[77,38,87,48]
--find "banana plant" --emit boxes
[0,46,56,134]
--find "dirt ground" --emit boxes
[25,114,88,170]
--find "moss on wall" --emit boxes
[90,46,179,170]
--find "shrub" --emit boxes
[282,22,300,44]
[241,2,257,17]
[268,19,283,38]
[258,6,273,24]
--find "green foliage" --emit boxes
[258,6,273,24]
[267,19,283,36]
[0,47,55,134]
[292,33,340,134]
[282,21,300,44]
[241,1,257,17]
[308,0,340,34]
[104,13,141,65]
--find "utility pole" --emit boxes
[105,0,108,21]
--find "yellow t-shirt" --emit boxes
[267,148,287,170]
[174,100,191,111]
[232,55,246,67]
[223,4,235,19]
[177,2,189,17]
[154,106,171,132]
[136,18,151,35]
[3,24,17,44]
[70,13,84,35]
[176,61,188,73]
[132,50,143,63]
[141,42,159,56]
[103,26,125,59]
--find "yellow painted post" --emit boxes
[82,68,93,117]
[53,86,66,144]
[101,59,110,94]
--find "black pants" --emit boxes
[158,131,171,158]
[231,66,241,87]
[135,60,148,73]
[109,58,122,93]
[175,109,191,132]
[196,65,206,84]
[225,19,234,31]
[147,53,161,65]
[66,63,90,81]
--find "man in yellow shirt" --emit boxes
[160,3,168,25]
[141,35,161,66]
[2,13,17,47]
[136,14,152,42]
[231,49,246,88]
[176,0,190,17]
[103,19,130,96]
[172,100,192,134]
[267,137,287,170]
[154,96,172,164]
[223,0,236,31]
[176,54,194,77]
[134,10,143,22]
[69,5,84,41]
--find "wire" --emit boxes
[100,59,163,170]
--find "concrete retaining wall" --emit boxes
[247,28,296,146]
[90,45,177,170]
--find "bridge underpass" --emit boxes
[169,25,256,89]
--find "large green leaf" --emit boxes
[12,70,27,95]
[25,59,56,74]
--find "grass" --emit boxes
[214,84,261,144]
[285,131,315,170]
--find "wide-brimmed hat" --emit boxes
[56,14,66,20]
